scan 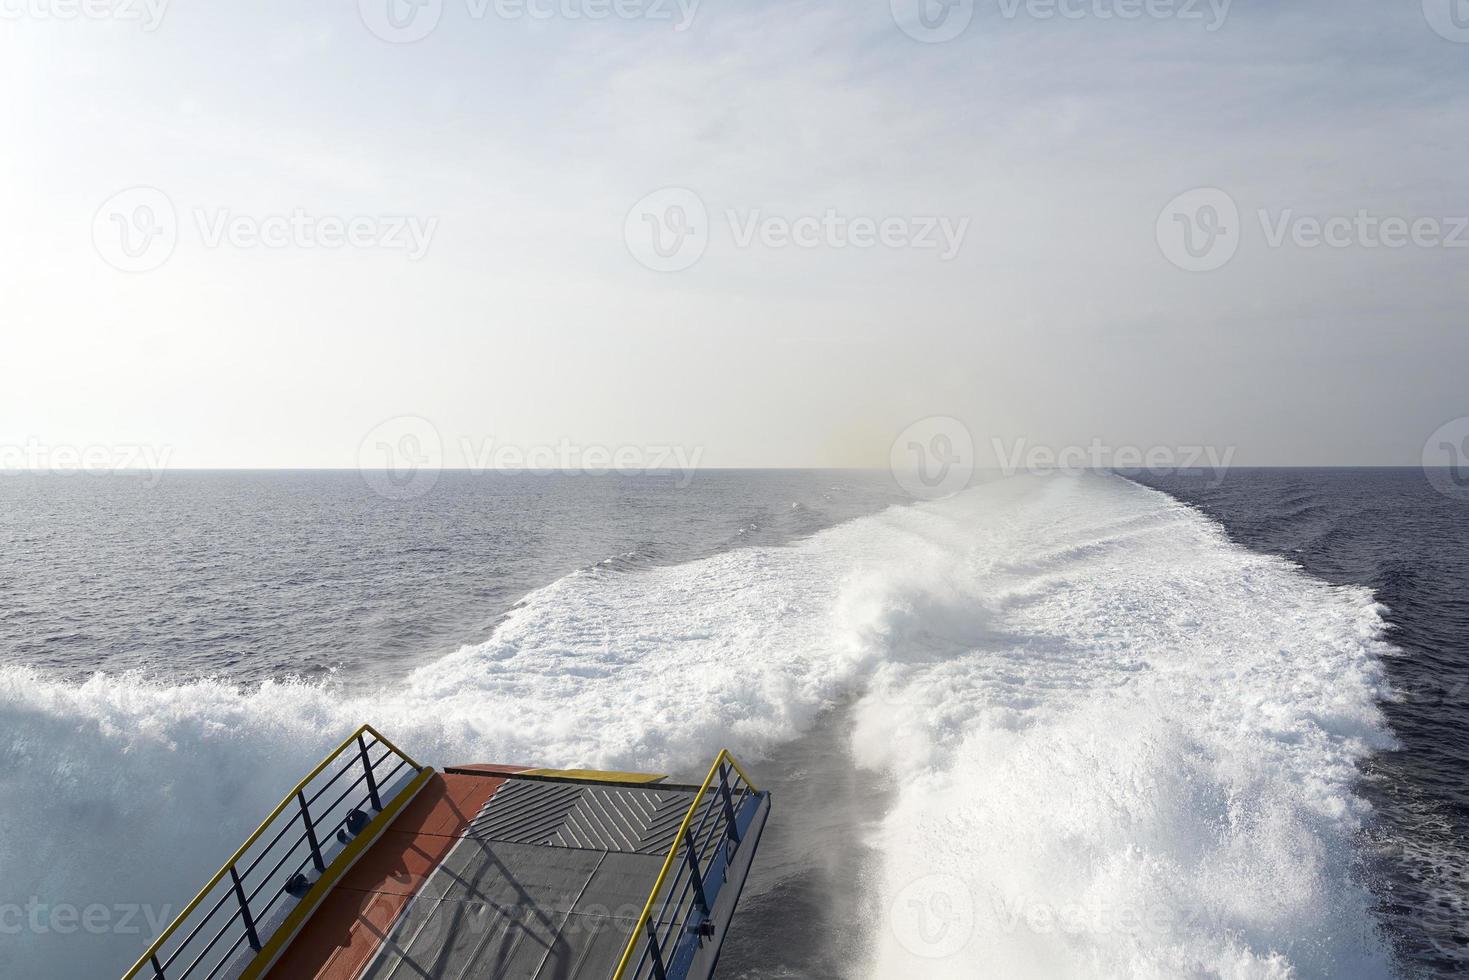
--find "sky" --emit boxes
[2,0,1467,469]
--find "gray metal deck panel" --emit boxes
[359,778,704,980]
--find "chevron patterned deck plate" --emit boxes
[466,778,721,856]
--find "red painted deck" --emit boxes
[263,771,512,980]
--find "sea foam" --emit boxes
[849,475,1396,978]
[0,473,1398,977]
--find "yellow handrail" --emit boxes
[121,724,422,980]
[610,750,759,980]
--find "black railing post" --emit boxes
[358,734,383,811]
[645,917,668,980]
[150,953,165,979]
[718,764,741,845]
[298,790,326,872]
[683,827,710,914]
[228,866,262,952]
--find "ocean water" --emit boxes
[0,470,904,686]
[0,469,1460,978]
[1134,469,1469,976]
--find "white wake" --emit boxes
[0,473,1397,978]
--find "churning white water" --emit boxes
[0,473,1397,977]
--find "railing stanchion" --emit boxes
[683,827,710,914]
[150,953,165,979]
[718,763,741,845]
[298,790,326,873]
[228,866,262,952]
[645,918,668,980]
[358,733,383,811]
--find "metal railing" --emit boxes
[121,725,425,980]
[612,751,762,980]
